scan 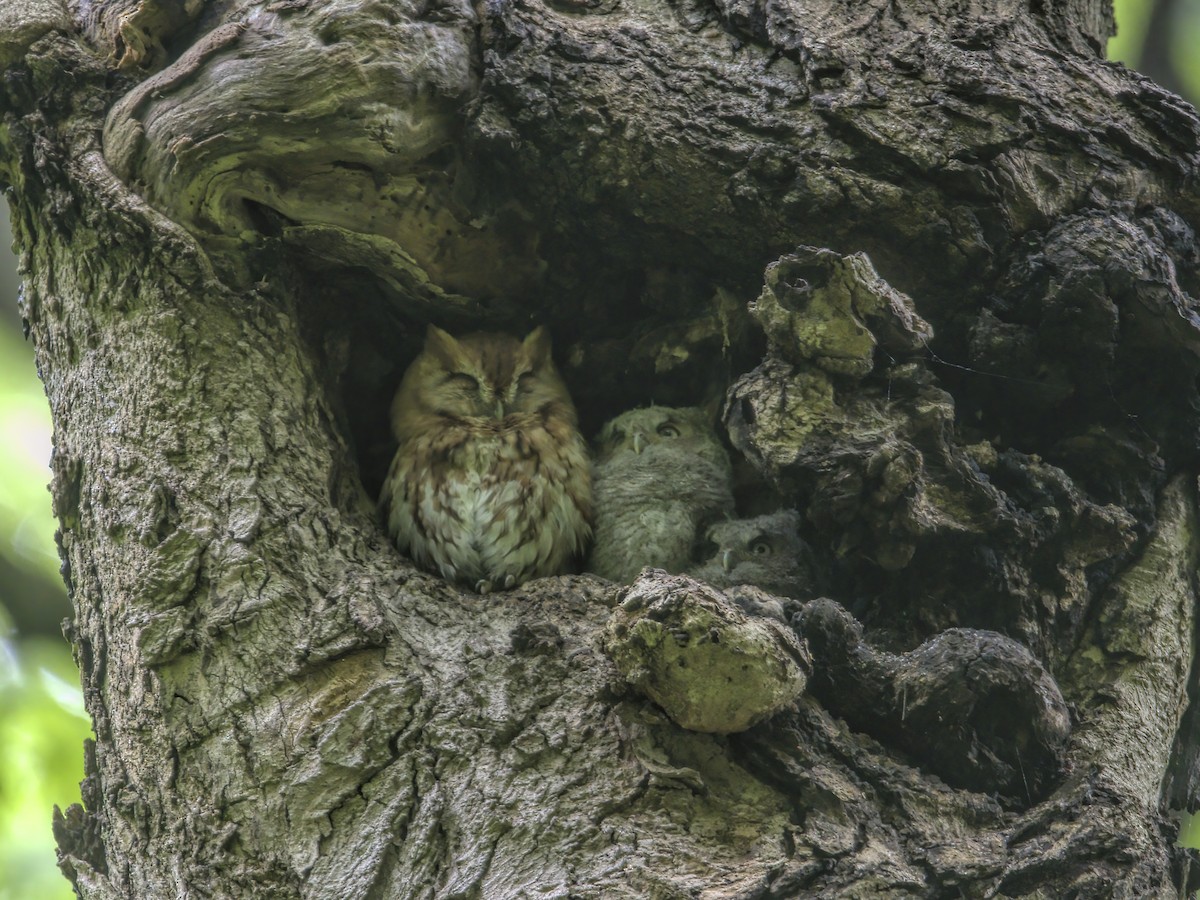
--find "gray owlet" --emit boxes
[587,405,734,584]
[380,325,592,593]
[688,510,822,618]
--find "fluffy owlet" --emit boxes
[380,325,592,593]
[688,510,822,604]
[586,405,734,584]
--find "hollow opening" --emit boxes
[291,240,846,601]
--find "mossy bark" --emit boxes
[3,0,1200,895]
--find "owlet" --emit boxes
[689,510,822,602]
[586,405,734,584]
[380,325,592,593]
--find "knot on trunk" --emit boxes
[603,570,811,734]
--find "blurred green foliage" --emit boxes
[0,625,88,900]
[0,311,86,897]
[0,1,1196,896]
[1109,0,1200,100]
[1110,0,1151,63]
[0,324,59,587]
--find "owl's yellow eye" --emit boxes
[657,423,681,438]
[751,539,772,556]
[517,371,536,392]
[447,373,480,390]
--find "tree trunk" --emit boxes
[4,0,1200,894]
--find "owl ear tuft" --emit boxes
[424,324,461,363]
[522,325,552,365]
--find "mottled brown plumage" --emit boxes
[380,325,592,593]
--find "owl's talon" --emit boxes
[503,574,517,589]
[475,579,493,595]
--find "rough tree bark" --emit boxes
[3,0,1200,894]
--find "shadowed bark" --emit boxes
[3,0,1200,894]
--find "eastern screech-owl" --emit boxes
[689,510,822,603]
[586,405,734,584]
[380,325,592,593]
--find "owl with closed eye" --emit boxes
[586,405,734,584]
[380,324,592,593]
[688,510,822,605]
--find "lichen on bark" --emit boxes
[604,571,810,734]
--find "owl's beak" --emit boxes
[721,549,733,573]
[494,400,506,419]
[633,431,645,455]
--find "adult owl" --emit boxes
[586,405,734,584]
[689,510,822,603]
[380,324,592,593]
